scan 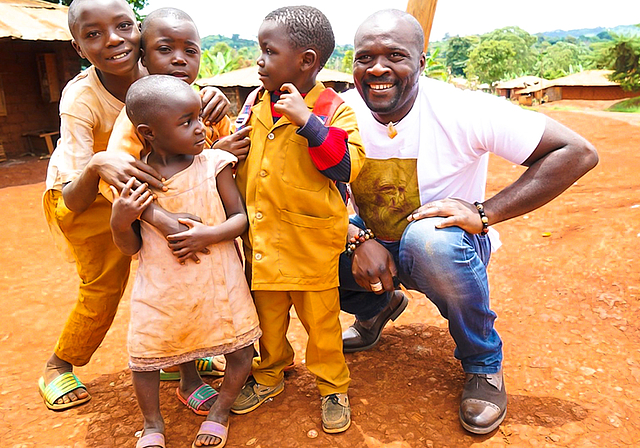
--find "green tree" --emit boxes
[539,41,592,79]
[44,0,148,20]
[423,47,448,81]
[341,50,353,73]
[198,47,242,79]
[596,34,640,91]
[444,35,478,77]
[465,26,538,84]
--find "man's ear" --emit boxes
[300,49,319,73]
[137,123,155,141]
[418,51,427,73]
[140,47,147,68]
[71,40,85,59]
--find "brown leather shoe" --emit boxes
[459,368,507,434]
[342,291,408,353]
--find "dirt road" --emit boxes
[1,105,638,447]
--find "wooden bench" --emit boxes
[23,130,59,156]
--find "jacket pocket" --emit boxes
[277,209,346,279]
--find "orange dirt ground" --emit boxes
[1,103,639,447]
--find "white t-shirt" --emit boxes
[342,76,546,246]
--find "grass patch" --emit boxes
[607,96,640,113]
[541,104,581,111]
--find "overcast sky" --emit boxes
[142,0,640,46]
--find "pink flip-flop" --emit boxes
[136,432,165,448]
[192,421,228,448]
[176,384,218,416]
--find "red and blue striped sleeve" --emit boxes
[296,114,351,182]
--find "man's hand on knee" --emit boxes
[407,198,484,234]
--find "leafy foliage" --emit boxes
[423,47,448,81]
[339,49,354,74]
[439,24,636,84]
[198,43,255,79]
[324,45,356,72]
[444,35,478,77]
[538,41,593,79]
[595,34,640,91]
[465,26,538,84]
[43,0,148,20]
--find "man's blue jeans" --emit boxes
[340,215,502,374]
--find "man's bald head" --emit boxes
[355,9,424,56]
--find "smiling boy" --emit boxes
[40,0,157,411]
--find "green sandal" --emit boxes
[38,372,91,411]
[160,356,225,381]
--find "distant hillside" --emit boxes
[201,34,259,52]
[199,34,353,72]
[537,24,640,40]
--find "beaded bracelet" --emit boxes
[473,202,490,235]
[345,228,375,257]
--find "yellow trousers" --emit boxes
[43,190,131,366]
[252,289,350,396]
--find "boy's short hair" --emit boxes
[140,7,199,49]
[264,6,335,69]
[126,75,193,126]
[68,0,133,38]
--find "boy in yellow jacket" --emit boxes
[231,5,365,434]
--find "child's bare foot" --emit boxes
[42,353,89,406]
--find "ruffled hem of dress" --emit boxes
[129,325,261,372]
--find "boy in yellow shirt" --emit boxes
[39,0,230,411]
[231,6,365,434]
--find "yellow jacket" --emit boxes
[236,82,365,291]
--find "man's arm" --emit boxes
[408,116,599,232]
[483,116,598,225]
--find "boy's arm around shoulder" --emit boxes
[99,107,147,201]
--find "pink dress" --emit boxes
[128,149,260,371]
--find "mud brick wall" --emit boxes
[0,38,80,159]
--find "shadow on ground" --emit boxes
[75,324,589,447]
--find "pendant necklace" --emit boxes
[387,121,399,139]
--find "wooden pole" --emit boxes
[406,0,438,53]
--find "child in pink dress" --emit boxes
[110,74,260,448]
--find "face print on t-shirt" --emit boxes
[350,157,420,241]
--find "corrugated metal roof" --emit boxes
[0,0,71,41]
[196,65,353,88]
